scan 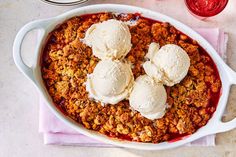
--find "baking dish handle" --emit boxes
[216,117,236,133]
[13,19,50,83]
[215,66,236,133]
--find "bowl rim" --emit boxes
[13,4,236,150]
[40,0,88,6]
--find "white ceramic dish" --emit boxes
[13,4,236,150]
[41,0,88,6]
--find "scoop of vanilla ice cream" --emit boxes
[86,60,134,105]
[129,75,167,120]
[143,43,190,86]
[145,42,160,59]
[84,19,132,60]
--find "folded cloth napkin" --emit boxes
[39,28,228,146]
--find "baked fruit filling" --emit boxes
[41,12,221,143]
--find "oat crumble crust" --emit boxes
[41,13,221,143]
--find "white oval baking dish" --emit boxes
[13,4,236,150]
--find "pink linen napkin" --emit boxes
[39,28,228,146]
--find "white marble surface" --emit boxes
[1,0,236,156]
